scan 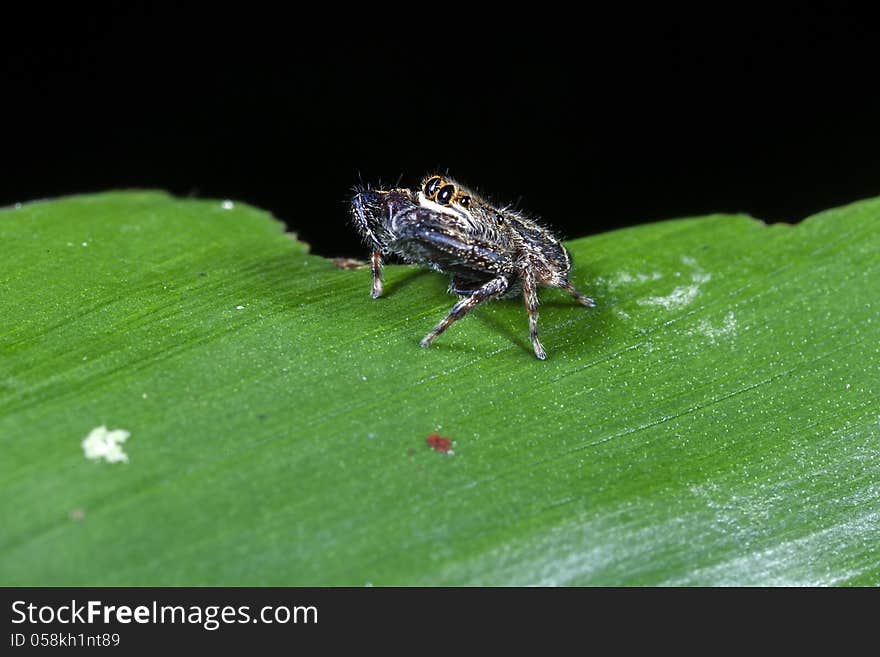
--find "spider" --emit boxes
[350,174,595,359]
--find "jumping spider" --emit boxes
[350,174,595,359]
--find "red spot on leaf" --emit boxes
[426,433,453,454]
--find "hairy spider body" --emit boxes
[350,174,595,359]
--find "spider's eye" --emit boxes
[459,195,471,208]
[437,184,455,205]
[424,177,442,198]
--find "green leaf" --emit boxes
[1,191,878,585]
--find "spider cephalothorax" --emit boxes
[351,174,595,359]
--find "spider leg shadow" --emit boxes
[381,266,433,296]
[472,302,533,357]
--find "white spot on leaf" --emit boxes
[690,311,737,344]
[638,284,701,309]
[221,200,235,210]
[82,425,130,463]
[637,256,712,310]
[600,271,663,290]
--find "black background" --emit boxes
[4,6,878,258]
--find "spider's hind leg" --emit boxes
[521,268,547,360]
[559,279,596,307]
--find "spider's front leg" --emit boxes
[370,251,383,298]
[420,275,509,348]
[350,189,395,299]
